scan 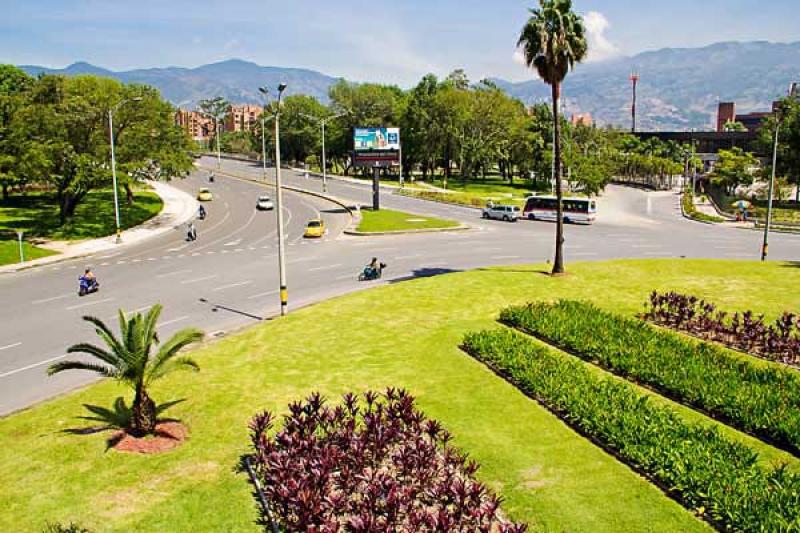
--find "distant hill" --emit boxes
[19,59,341,108]
[18,41,800,130]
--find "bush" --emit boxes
[682,189,724,223]
[645,290,800,365]
[249,389,527,532]
[501,300,800,455]
[462,328,800,531]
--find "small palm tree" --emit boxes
[49,304,203,436]
[518,0,587,274]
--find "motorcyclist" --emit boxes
[187,222,197,241]
[82,267,96,282]
[198,205,206,220]
[209,172,215,183]
[367,257,379,277]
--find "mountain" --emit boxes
[18,41,800,130]
[493,41,800,131]
[19,59,341,108]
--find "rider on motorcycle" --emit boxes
[82,267,96,282]
[198,205,206,219]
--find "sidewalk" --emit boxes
[0,181,198,274]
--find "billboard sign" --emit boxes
[353,127,400,167]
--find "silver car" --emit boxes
[482,204,520,222]
[256,195,274,211]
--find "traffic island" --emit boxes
[345,207,467,235]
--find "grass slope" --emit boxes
[0,189,163,241]
[356,208,459,232]
[3,260,800,532]
[0,240,56,266]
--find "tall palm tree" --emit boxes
[48,305,203,436]
[518,0,587,274]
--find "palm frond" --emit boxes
[145,328,203,385]
[66,342,124,370]
[47,360,119,378]
[156,398,186,416]
[83,315,125,356]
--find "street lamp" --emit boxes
[299,111,345,193]
[257,87,275,180]
[261,84,289,316]
[762,82,799,261]
[109,96,143,244]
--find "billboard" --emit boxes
[353,127,400,167]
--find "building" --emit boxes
[224,104,263,133]
[716,101,777,133]
[175,109,214,142]
[570,112,594,127]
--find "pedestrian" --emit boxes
[187,222,197,241]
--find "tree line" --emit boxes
[0,65,193,222]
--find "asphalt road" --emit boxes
[0,155,797,415]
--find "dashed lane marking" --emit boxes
[0,354,67,379]
[32,293,73,305]
[156,269,193,279]
[181,275,218,285]
[308,264,342,272]
[66,297,114,311]
[159,316,190,327]
[0,342,22,352]
[212,280,254,292]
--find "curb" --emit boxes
[0,181,198,274]
[343,224,471,237]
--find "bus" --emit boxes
[523,195,597,224]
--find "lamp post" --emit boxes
[299,112,345,193]
[762,82,798,261]
[261,84,289,316]
[109,97,142,244]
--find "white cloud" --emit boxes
[584,11,620,62]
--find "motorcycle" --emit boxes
[359,262,387,281]
[78,276,100,297]
[198,207,207,220]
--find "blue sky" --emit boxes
[1,0,798,85]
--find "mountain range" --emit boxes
[18,41,800,131]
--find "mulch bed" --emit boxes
[110,422,188,454]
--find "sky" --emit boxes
[1,0,798,86]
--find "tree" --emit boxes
[197,96,230,162]
[759,96,800,202]
[723,120,748,132]
[711,147,759,195]
[0,65,35,200]
[518,0,588,274]
[48,305,203,436]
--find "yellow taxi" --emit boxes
[197,188,213,202]
[303,218,325,238]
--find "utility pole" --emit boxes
[274,84,289,315]
[630,73,639,133]
[108,97,142,244]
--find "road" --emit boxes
[0,155,797,415]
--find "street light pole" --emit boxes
[299,112,345,193]
[261,113,268,180]
[108,97,142,244]
[274,84,288,316]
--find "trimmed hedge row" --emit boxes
[501,300,800,455]
[462,328,800,531]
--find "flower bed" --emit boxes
[501,300,800,455]
[462,328,800,532]
[644,290,800,365]
[249,389,527,532]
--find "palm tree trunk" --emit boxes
[132,385,157,436]
[551,82,565,274]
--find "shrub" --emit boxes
[501,300,800,455]
[249,389,527,532]
[462,328,800,531]
[644,290,800,365]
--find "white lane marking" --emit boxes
[395,254,422,260]
[66,297,114,311]
[100,262,110,266]
[32,293,73,305]
[147,257,157,261]
[132,259,141,263]
[308,264,342,272]
[98,252,122,260]
[212,280,254,292]
[159,316,189,327]
[0,342,22,352]
[117,260,127,265]
[224,239,242,247]
[156,269,193,279]
[571,251,599,257]
[335,273,354,280]
[181,274,218,285]
[496,255,521,260]
[234,248,244,252]
[248,290,278,300]
[0,354,67,379]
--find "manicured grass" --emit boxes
[3,260,800,531]
[0,189,163,241]
[355,208,460,232]
[0,240,56,266]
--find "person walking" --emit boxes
[187,222,197,241]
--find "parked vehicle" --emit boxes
[304,219,325,238]
[523,195,597,224]
[256,195,274,211]
[482,204,520,222]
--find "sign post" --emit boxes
[16,230,24,263]
[353,127,400,211]
[372,165,381,211]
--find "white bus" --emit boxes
[523,195,597,224]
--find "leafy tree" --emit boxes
[517,0,588,274]
[711,147,759,194]
[759,96,800,201]
[401,74,441,179]
[723,120,748,132]
[48,305,203,436]
[0,65,35,200]
[197,96,230,161]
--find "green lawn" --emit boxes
[3,260,800,532]
[0,189,163,241]
[0,240,57,266]
[356,208,460,232]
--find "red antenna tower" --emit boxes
[630,72,639,133]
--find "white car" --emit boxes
[482,204,520,222]
[256,195,274,211]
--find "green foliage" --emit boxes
[462,328,800,531]
[759,96,800,201]
[723,120,748,132]
[682,188,725,223]
[710,147,759,194]
[501,300,800,455]
[355,208,459,232]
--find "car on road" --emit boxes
[482,204,520,222]
[197,188,213,202]
[256,195,274,210]
[304,219,325,238]
[523,195,597,224]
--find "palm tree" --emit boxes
[48,305,203,436]
[518,0,587,274]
